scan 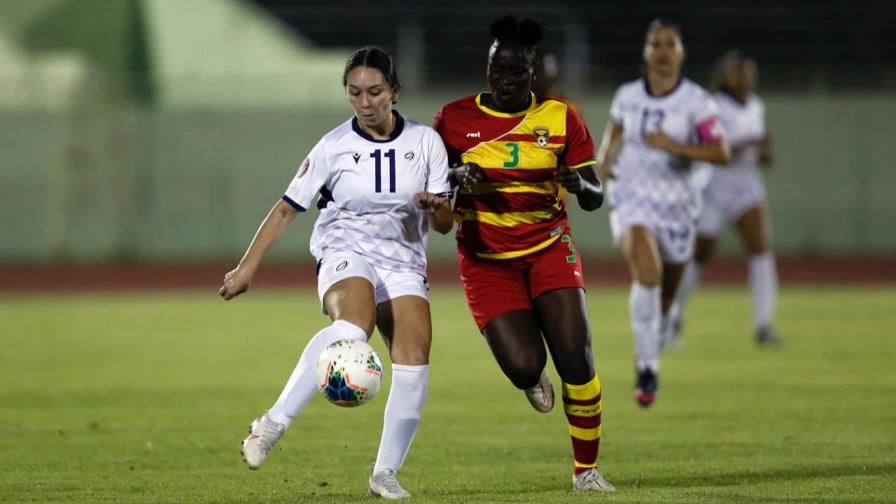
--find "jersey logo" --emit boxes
[404,151,414,160]
[466,131,481,138]
[335,260,349,272]
[533,126,550,147]
[352,152,361,163]
[296,158,310,178]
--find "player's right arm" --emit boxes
[597,88,625,181]
[596,121,623,182]
[221,139,330,300]
[220,200,299,300]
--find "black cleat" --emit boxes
[755,326,782,346]
[634,368,658,407]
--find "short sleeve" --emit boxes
[283,138,330,211]
[433,106,462,166]
[564,105,597,169]
[756,96,767,138]
[424,129,452,196]
[694,93,726,144]
[608,87,625,125]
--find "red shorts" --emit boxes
[458,232,586,331]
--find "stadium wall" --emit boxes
[2,92,894,263]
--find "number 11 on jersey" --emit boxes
[371,149,396,193]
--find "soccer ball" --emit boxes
[316,339,383,407]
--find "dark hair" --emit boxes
[342,46,399,89]
[489,16,545,65]
[712,50,754,93]
[644,19,683,44]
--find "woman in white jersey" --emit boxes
[671,52,780,346]
[596,20,730,408]
[219,46,453,499]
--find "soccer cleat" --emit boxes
[755,326,782,346]
[241,412,286,470]
[572,468,616,492]
[634,367,658,408]
[524,370,555,413]
[368,469,411,499]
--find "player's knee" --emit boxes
[635,270,661,287]
[555,352,594,384]
[500,357,545,390]
[389,340,430,366]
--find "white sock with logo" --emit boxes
[373,364,430,474]
[267,320,368,427]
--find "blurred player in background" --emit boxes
[669,51,781,346]
[435,16,614,492]
[596,20,730,407]
[532,50,580,111]
[219,46,452,499]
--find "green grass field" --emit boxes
[2,286,895,503]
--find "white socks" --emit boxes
[630,282,661,372]
[373,364,430,474]
[267,320,368,427]
[749,252,778,330]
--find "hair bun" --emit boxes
[490,15,519,41]
[518,18,545,46]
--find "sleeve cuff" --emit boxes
[281,195,306,212]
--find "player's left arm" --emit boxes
[644,94,731,164]
[644,119,731,164]
[417,128,454,234]
[557,106,604,212]
[413,192,453,234]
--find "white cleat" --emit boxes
[524,370,555,413]
[241,412,286,470]
[368,469,411,499]
[572,468,616,492]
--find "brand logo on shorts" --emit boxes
[466,131,481,138]
[335,260,349,272]
[352,153,361,163]
[404,151,414,160]
[533,126,550,147]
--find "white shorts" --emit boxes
[316,251,429,312]
[610,207,695,264]
[697,168,766,237]
[607,177,698,264]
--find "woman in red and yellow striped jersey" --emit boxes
[434,16,614,493]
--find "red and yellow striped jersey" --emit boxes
[434,92,596,260]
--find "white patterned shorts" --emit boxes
[316,250,429,313]
[697,169,767,237]
[607,177,699,264]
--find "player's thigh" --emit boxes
[459,251,532,332]
[483,309,548,380]
[375,294,432,366]
[619,225,663,286]
[736,205,769,254]
[533,288,594,383]
[319,252,377,334]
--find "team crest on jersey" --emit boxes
[296,158,310,178]
[533,126,550,147]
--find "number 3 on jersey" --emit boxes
[370,149,396,193]
[504,142,520,168]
